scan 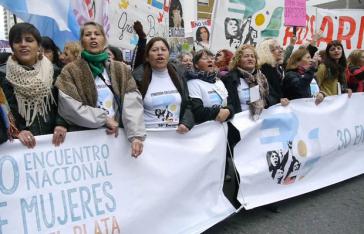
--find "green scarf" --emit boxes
[81,50,109,78]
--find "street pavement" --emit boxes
[204,174,364,234]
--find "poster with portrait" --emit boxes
[169,0,185,37]
[191,19,212,51]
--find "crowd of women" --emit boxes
[1,21,364,162]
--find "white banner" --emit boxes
[232,94,364,210]
[210,0,363,53]
[0,122,235,234]
[107,0,197,50]
[315,9,364,52]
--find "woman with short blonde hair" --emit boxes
[60,41,82,65]
[256,39,288,107]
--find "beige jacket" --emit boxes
[55,58,146,141]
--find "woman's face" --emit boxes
[270,41,283,64]
[298,53,311,68]
[270,152,279,167]
[12,33,39,66]
[293,161,300,171]
[60,48,76,65]
[181,54,193,70]
[81,25,106,54]
[313,51,322,64]
[195,52,214,73]
[328,45,343,61]
[106,48,115,60]
[359,51,364,66]
[359,50,364,67]
[42,48,54,63]
[147,40,170,70]
[215,51,225,64]
[200,28,209,42]
[227,20,238,36]
[239,48,256,72]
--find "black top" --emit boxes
[282,67,315,100]
[261,63,284,107]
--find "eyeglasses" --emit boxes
[270,45,282,51]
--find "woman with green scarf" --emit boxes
[56,22,146,157]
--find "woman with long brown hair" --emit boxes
[133,37,194,132]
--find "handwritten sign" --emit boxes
[284,0,306,27]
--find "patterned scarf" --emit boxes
[6,56,55,127]
[81,50,108,78]
[184,69,217,83]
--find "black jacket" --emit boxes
[133,63,195,130]
[185,71,234,124]
[0,112,7,144]
[261,64,284,107]
[0,64,67,136]
[283,67,315,100]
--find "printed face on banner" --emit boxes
[211,0,281,52]
[211,0,363,54]
[261,113,322,185]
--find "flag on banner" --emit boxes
[231,94,364,209]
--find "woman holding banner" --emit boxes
[0,23,67,148]
[56,22,145,157]
[222,44,269,121]
[316,40,351,96]
[133,37,194,132]
[185,49,234,124]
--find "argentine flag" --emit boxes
[0,0,80,49]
